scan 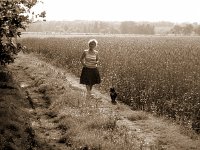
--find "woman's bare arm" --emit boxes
[96,52,99,65]
[80,51,86,67]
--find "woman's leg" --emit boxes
[86,85,92,94]
[86,85,93,95]
[85,85,93,106]
[89,85,93,91]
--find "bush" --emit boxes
[0,0,45,65]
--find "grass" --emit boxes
[0,71,36,149]
[51,110,139,149]
[47,87,140,149]
[126,111,148,121]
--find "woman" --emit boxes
[80,39,101,97]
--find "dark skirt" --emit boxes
[80,67,101,85]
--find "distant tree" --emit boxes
[182,24,193,35]
[0,0,45,65]
[93,21,100,33]
[171,24,194,35]
[98,21,109,33]
[194,25,200,35]
[137,24,155,34]
[64,25,69,32]
[120,21,154,34]
[171,25,183,35]
[120,21,136,34]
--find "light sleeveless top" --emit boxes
[85,50,98,68]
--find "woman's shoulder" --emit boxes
[83,49,89,54]
[84,49,89,53]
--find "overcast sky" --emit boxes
[33,0,200,23]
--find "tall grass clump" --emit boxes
[20,35,200,127]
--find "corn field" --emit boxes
[20,35,200,129]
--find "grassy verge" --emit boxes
[0,66,37,150]
[48,89,142,149]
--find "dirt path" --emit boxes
[8,52,200,150]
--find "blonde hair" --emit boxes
[88,39,98,45]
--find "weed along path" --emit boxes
[8,52,200,150]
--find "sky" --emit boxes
[32,0,200,23]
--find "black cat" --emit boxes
[110,88,117,104]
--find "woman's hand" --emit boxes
[83,63,86,67]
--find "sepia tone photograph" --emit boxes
[0,0,200,149]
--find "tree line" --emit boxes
[170,23,200,35]
[27,20,155,34]
[26,20,200,35]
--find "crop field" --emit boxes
[20,35,200,126]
